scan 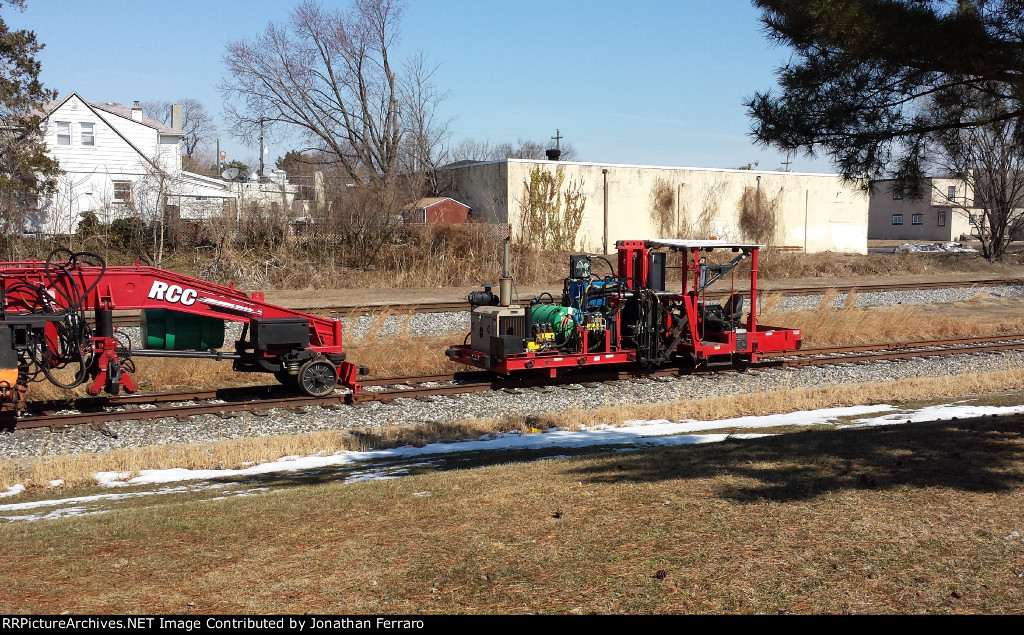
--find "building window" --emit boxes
[892,189,903,200]
[948,185,957,201]
[892,214,903,225]
[937,211,946,226]
[912,214,923,225]
[80,122,94,147]
[113,181,132,206]
[55,121,71,145]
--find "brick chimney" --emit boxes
[171,103,183,132]
[131,101,143,122]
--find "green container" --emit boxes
[531,304,578,341]
[141,309,225,351]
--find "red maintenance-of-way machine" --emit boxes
[0,249,363,414]
[447,239,802,376]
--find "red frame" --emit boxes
[447,240,801,375]
[0,261,361,397]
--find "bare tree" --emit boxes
[452,137,579,163]
[449,138,496,163]
[928,92,1024,261]
[398,52,451,194]
[220,0,431,191]
[140,98,219,162]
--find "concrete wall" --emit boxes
[442,159,869,254]
[229,180,305,218]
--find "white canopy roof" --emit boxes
[634,239,763,250]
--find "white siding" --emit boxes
[37,94,232,234]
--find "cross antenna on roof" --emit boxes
[551,128,562,151]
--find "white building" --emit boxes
[34,93,235,235]
[441,159,869,254]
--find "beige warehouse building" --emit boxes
[868,178,975,242]
[441,159,869,254]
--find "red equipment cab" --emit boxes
[446,239,801,375]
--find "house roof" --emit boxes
[36,93,178,135]
[34,92,183,173]
[87,101,177,134]
[408,197,469,209]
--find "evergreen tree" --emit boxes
[746,0,1024,194]
[0,0,60,234]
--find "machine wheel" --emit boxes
[297,358,338,397]
[274,370,298,387]
[734,354,752,373]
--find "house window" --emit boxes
[80,122,94,147]
[912,214,923,225]
[937,211,946,226]
[113,181,132,206]
[892,214,903,225]
[948,185,957,201]
[892,189,903,200]
[55,121,71,145]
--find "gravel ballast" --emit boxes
[2,348,1022,459]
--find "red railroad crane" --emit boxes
[0,249,362,413]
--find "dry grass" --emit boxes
[1,406,1022,614]
[757,249,1024,279]
[760,291,1024,347]
[340,310,468,378]
[24,357,262,402]
[164,225,574,291]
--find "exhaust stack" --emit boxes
[499,237,512,307]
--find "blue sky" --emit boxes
[7,0,834,173]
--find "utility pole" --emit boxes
[259,119,265,178]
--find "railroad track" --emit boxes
[9,334,1024,432]
[108,278,1024,328]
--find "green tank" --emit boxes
[141,309,225,351]
[531,304,579,341]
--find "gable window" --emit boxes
[912,214,923,225]
[80,122,94,147]
[55,121,71,145]
[892,189,903,200]
[892,214,903,225]
[947,185,957,201]
[113,181,132,206]
[937,211,946,227]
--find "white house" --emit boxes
[33,93,235,235]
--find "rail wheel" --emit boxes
[274,370,298,387]
[297,358,338,397]
[734,354,752,373]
